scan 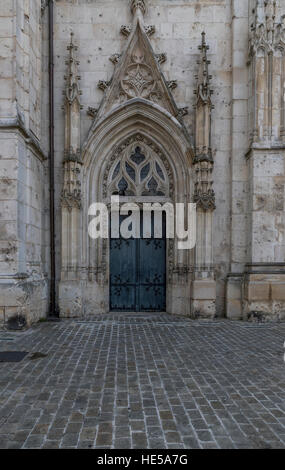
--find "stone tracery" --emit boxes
[107,142,169,197]
[102,134,174,200]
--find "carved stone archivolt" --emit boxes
[98,136,176,284]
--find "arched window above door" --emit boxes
[107,141,170,197]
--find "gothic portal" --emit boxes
[1,0,285,327]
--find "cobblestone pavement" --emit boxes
[0,313,285,449]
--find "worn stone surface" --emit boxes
[0,0,285,324]
[0,313,284,449]
[0,1,49,327]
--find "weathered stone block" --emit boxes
[246,282,270,301]
[271,283,285,301]
[192,280,216,300]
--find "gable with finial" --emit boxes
[95,0,181,122]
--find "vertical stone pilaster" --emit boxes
[243,1,285,321]
[192,32,216,319]
[0,0,48,328]
[248,0,285,143]
[226,0,249,319]
[59,33,83,317]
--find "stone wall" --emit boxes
[1,0,285,324]
[52,0,233,316]
[0,0,49,329]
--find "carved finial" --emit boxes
[201,31,206,47]
[109,53,121,65]
[120,25,132,37]
[144,25,155,36]
[130,0,146,16]
[177,107,189,119]
[195,32,212,106]
[167,80,178,91]
[97,80,110,92]
[155,53,167,64]
[64,32,81,105]
[87,107,98,118]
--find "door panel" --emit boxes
[139,238,166,311]
[110,213,166,311]
[110,238,137,311]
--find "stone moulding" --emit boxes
[0,117,47,162]
[193,151,213,164]
[63,149,82,163]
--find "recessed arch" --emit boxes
[60,98,195,316]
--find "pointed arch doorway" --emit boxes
[108,143,168,312]
[59,100,195,318]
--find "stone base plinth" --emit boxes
[191,280,216,318]
[59,281,84,318]
[226,274,243,320]
[0,276,48,329]
[244,271,285,322]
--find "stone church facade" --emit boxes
[1,0,285,327]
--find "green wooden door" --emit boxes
[110,214,166,311]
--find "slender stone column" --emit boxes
[59,33,83,317]
[192,32,216,319]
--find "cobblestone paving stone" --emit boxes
[0,313,285,449]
